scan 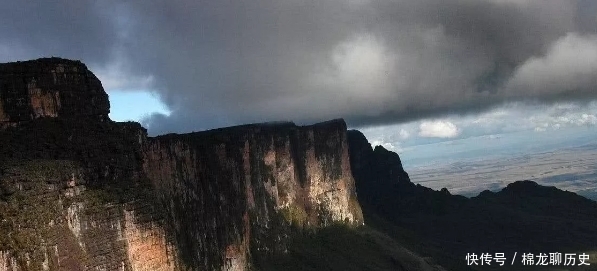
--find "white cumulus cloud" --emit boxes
[419,120,460,138]
[577,114,597,126]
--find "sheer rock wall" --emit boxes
[0,58,362,271]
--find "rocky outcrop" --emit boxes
[347,130,410,182]
[0,58,109,127]
[0,58,362,271]
[347,130,415,213]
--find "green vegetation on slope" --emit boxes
[253,224,445,271]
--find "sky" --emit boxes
[1,0,596,167]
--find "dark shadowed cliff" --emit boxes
[347,129,597,270]
[0,58,365,271]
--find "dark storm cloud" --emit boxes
[0,1,119,63]
[1,0,596,135]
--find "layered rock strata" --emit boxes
[0,58,362,271]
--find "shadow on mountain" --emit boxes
[348,130,597,270]
[254,224,447,271]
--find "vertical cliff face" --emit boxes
[0,58,363,271]
[0,58,188,271]
[143,120,363,270]
[347,130,410,186]
[347,130,412,212]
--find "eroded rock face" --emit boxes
[0,157,177,271]
[0,58,109,126]
[0,58,363,271]
[123,209,178,271]
[143,119,363,270]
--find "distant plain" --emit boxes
[408,143,597,201]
